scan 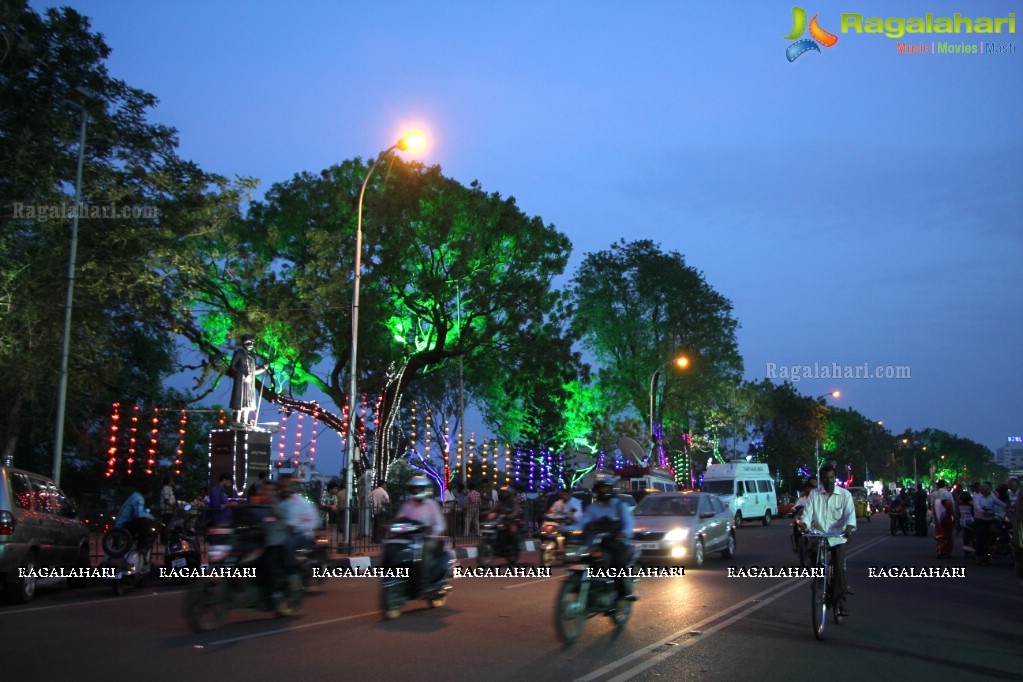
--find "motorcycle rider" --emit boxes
[548,489,584,530]
[394,476,448,585]
[486,485,523,551]
[114,487,156,555]
[262,474,318,612]
[579,473,636,601]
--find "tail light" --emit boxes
[0,511,14,535]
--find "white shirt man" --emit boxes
[548,493,584,531]
[371,484,391,513]
[396,497,446,535]
[801,475,856,546]
[277,488,320,538]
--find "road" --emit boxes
[3,518,1022,681]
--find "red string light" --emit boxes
[106,402,121,478]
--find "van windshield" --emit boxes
[702,480,734,495]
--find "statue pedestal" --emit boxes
[208,428,272,495]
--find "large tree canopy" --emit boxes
[176,157,573,483]
[570,239,743,461]
[0,2,247,491]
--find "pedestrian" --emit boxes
[371,481,391,543]
[933,480,955,558]
[464,483,481,536]
[972,482,1008,563]
[913,483,928,536]
[208,474,236,529]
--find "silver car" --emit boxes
[631,492,735,567]
[0,466,91,603]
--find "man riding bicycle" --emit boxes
[798,464,856,617]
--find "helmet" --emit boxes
[593,473,616,501]
[408,476,432,499]
[498,485,513,501]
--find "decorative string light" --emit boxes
[106,402,121,478]
[146,407,159,475]
[175,409,186,476]
[127,406,139,475]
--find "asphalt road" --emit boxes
[3,518,1021,682]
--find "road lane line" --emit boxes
[0,588,188,616]
[203,610,381,647]
[573,535,888,682]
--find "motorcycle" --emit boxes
[553,530,638,644]
[380,518,455,620]
[539,512,571,567]
[184,522,305,632]
[298,528,331,590]
[889,505,911,535]
[964,514,1013,561]
[163,505,202,582]
[102,521,157,596]
[478,514,520,567]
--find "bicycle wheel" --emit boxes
[811,543,827,640]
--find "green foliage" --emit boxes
[570,239,743,455]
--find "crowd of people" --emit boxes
[883,476,1019,562]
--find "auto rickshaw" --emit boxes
[848,486,871,521]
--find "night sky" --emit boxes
[36,0,1023,472]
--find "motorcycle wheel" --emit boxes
[185,580,228,632]
[477,539,495,568]
[111,579,124,596]
[381,582,404,620]
[554,576,586,644]
[611,594,633,629]
[276,575,304,617]
[429,592,448,608]
[540,542,555,568]
[102,528,134,559]
[507,541,520,567]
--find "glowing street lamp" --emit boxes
[648,355,691,456]
[343,130,425,545]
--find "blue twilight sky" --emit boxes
[37,1,1022,470]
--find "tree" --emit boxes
[570,239,743,460]
[172,157,573,486]
[0,2,248,491]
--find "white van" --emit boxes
[702,462,778,526]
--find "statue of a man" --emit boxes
[229,334,266,425]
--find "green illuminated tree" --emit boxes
[570,239,743,458]
[179,157,572,484]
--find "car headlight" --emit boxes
[664,528,689,542]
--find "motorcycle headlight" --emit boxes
[664,528,689,543]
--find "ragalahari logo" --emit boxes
[785,7,839,61]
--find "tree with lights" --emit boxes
[172,157,572,487]
[569,239,743,473]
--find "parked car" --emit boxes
[0,466,91,603]
[631,492,735,567]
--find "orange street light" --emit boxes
[343,130,425,546]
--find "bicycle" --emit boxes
[804,528,849,641]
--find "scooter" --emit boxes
[553,530,638,644]
[964,515,1013,561]
[478,514,520,567]
[539,512,570,567]
[380,518,455,620]
[184,522,305,632]
[163,505,201,582]
[102,522,157,596]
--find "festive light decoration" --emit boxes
[146,407,159,474]
[127,405,139,475]
[175,409,186,476]
[106,403,121,478]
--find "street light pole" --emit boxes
[648,356,689,466]
[343,132,424,545]
[813,390,840,477]
[52,88,97,485]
